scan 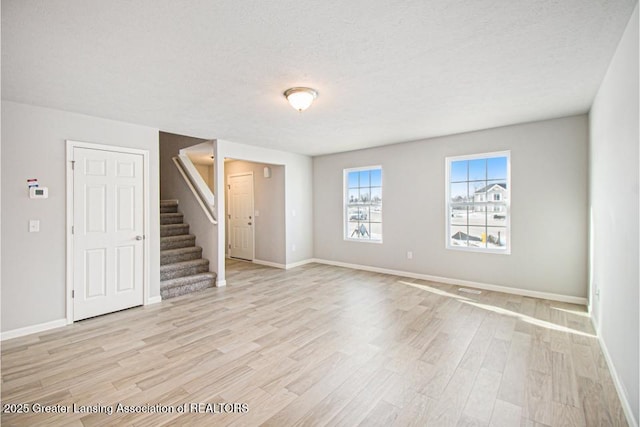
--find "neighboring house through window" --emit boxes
[344,166,382,242]
[446,152,510,253]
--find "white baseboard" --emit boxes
[1,318,67,341]
[146,296,162,305]
[590,317,638,427]
[285,259,315,270]
[216,280,227,287]
[253,259,286,269]
[252,258,315,270]
[311,258,588,305]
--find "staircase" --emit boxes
[160,200,216,299]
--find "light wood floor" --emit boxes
[1,260,627,426]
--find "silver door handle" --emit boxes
[135,235,144,240]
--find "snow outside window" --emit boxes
[344,166,382,242]
[446,152,510,254]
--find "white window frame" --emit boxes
[445,151,511,254]
[344,165,383,243]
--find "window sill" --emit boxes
[344,238,383,244]
[446,245,510,255]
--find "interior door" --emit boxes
[228,173,254,261]
[73,147,144,320]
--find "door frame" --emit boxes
[226,171,255,261]
[65,140,151,324]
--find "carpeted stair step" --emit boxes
[160,205,178,213]
[161,223,189,237]
[158,199,216,300]
[160,213,184,225]
[161,246,203,265]
[160,259,209,280]
[160,199,179,213]
[161,234,197,250]
[160,272,216,299]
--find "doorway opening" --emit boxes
[224,159,286,268]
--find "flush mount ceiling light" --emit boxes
[284,87,318,112]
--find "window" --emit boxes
[446,151,510,253]
[345,166,382,242]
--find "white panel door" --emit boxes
[228,173,254,261]
[73,147,144,320]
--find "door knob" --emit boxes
[248,222,252,226]
[135,235,143,240]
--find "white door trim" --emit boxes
[226,171,255,261]
[65,140,151,324]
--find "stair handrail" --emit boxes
[172,155,217,224]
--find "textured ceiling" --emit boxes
[2,0,637,156]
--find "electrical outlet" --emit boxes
[29,219,40,233]
[407,251,413,259]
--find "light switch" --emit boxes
[255,210,260,217]
[29,219,40,232]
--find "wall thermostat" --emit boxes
[29,187,49,199]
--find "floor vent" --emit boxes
[458,288,482,295]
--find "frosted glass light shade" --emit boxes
[284,87,318,111]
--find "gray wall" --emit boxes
[159,132,207,198]
[193,163,214,192]
[225,160,286,265]
[314,115,588,298]
[1,101,160,332]
[159,132,217,275]
[589,5,638,423]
